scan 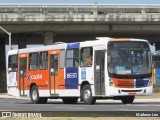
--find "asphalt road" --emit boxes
[0,97,160,111]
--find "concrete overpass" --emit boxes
[0,4,160,45]
[0,3,160,92]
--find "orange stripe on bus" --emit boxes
[112,78,134,88]
[109,38,131,41]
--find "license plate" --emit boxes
[128,93,136,95]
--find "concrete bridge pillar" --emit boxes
[0,38,6,92]
[93,3,98,17]
[18,34,26,49]
[44,32,54,46]
[69,9,73,18]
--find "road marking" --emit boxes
[54,107,85,110]
[118,109,154,111]
[133,104,160,106]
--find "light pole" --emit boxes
[0,26,11,50]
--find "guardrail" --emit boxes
[0,3,160,8]
[0,3,160,22]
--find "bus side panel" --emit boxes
[18,53,49,96]
[7,72,19,97]
[56,52,65,90]
[48,50,65,91]
[27,70,49,90]
[65,43,80,89]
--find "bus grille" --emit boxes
[121,90,142,92]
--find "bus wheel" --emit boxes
[121,96,135,104]
[81,84,96,104]
[62,97,78,104]
[30,85,44,104]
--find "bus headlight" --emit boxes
[109,79,114,87]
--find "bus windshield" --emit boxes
[108,41,152,78]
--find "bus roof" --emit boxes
[18,43,67,54]
[7,37,149,55]
[7,49,19,56]
[96,37,148,42]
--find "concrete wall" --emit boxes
[0,8,160,23]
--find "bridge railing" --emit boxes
[0,3,160,8]
[0,3,160,22]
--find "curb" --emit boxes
[0,93,160,100]
[0,94,29,99]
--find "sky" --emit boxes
[0,0,160,4]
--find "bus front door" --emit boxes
[94,50,105,95]
[49,54,59,95]
[19,57,27,96]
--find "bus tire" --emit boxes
[121,96,135,104]
[81,84,96,104]
[30,85,44,104]
[62,97,78,104]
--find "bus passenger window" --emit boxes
[80,47,93,67]
[60,50,65,68]
[74,58,79,67]
[66,49,79,68]
[40,52,48,70]
[20,57,27,76]
[29,53,38,70]
[8,55,18,72]
[50,55,58,74]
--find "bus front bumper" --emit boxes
[106,86,153,97]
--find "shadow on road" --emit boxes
[20,101,160,105]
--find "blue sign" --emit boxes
[67,42,80,49]
[81,69,86,80]
[65,68,79,89]
[115,66,125,70]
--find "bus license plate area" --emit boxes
[128,93,136,95]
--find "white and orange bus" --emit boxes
[7,37,153,104]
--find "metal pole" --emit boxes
[0,26,12,50]
[9,33,11,50]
